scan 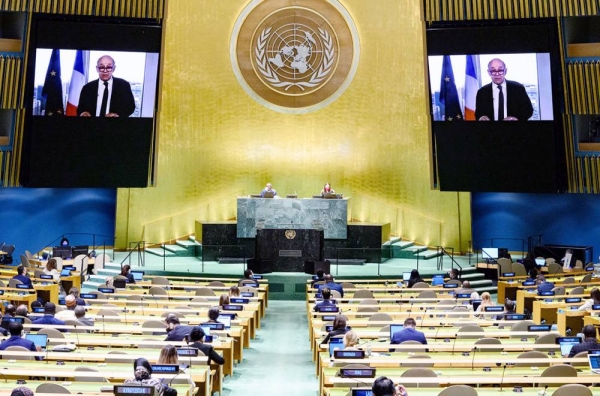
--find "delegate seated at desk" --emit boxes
[313,287,336,312]
[164,314,194,342]
[12,265,32,287]
[372,376,409,396]
[536,275,554,293]
[390,317,427,351]
[188,326,225,365]
[320,182,335,197]
[318,274,344,297]
[260,183,277,198]
[578,288,600,311]
[568,325,600,357]
[0,322,42,360]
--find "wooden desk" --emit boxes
[557,309,589,336]
[20,326,236,377]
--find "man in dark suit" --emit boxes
[475,58,533,121]
[77,55,135,118]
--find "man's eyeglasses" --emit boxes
[488,69,506,75]
[97,66,114,72]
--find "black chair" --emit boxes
[0,244,15,264]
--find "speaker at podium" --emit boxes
[247,258,273,274]
[304,260,330,275]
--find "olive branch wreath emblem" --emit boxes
[255,26,335,91]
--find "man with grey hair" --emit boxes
[77,54,135,117]
[74,305,94,327]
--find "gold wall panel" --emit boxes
[115,0,471,252]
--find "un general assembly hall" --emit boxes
[0,0,600,395]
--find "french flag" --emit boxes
[464,55,479,120]
[66,50,86,116]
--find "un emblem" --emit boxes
[285,230,297,239]
[231,0,360,113]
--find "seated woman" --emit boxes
[120,264,135,284]
[228,286,240,297]
[320,182,336,197]
[321,314,349,344]
[474,292,494,317]
[44,259,60,281]
[157,344,179,365]
[219,294,230,307]
[407,269,424,288]
[188,326,225,365]
[578,288,600,311]
[124,357,172,396]
[343,330,360,350]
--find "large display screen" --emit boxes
[426,19,566,193]
[20,15,163,187]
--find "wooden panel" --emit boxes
[568,43,600,58]
[578,143,600,151]
[0,39,21,52]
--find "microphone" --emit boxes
[499,364,507,392]
[471,346,477,370]
[101,315,106,335]
[73,324,80,348]
[408,301,413,313]
[140,297,145,317]
[451,333,458,355]
[123,308,128,323]
[420,308,428,328]
[434,323,443,341]
[540,385,548,396]
[169,366,186,387]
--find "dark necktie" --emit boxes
[497,84,504,121]
[99,81,109,117]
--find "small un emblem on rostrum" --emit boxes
[285,230,296,240]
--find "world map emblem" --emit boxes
[231,0,360,113]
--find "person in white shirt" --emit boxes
[44,259,60,281]
[578,287,600,311]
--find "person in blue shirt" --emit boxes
[319,274,344,298]
[12,266,32,287]
[536,274,554,294]
[0,322,43,360]
[390,318,427,350]
[260,183,277,197]
[32,302,66,330]
[313,287,337,312]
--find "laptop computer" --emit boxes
[329,338,344,357]
[588,353,600,374]
[402,272,411,282]
[60,268,72,277]
[217,315,232,329]
[389,324,404,339]
[262,191,275,198]
[556,336,582,356]
[131,271,144,281]
[25,333,48,350]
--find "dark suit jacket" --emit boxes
[189,341,225,365]
[475,80,533,121]
[77,77,135,117]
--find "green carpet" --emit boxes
[221,300,318,395]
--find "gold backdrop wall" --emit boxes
[115,0,472,252]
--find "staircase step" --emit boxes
[176,239,200,248]
[416,250,443,260]
[145,248,176,257]
[392,241,415,249]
